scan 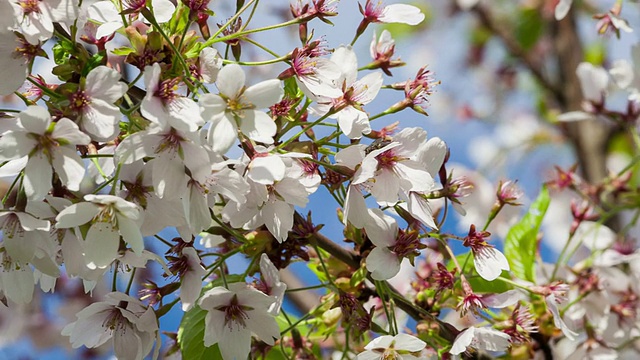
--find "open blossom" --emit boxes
[70,66,127,141]
[312,45,383,139]
[115,123,211,200]
[364,208,424,280]
[198,283,280,360]
[0,106,90,201]
[450,326,511,355]
[352,128,437,205]
[463,225,510,281]
[357,333,426,359]
[9,0,77,44]
[62,292,159,360]
[55,194,144,269]
[200,64,283,153]
[141,63,204,133]
[280,44,342,99]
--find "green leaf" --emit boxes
[177,306,222,359]
[515,8,544,50]
[81,51,106,77]
[111,47,135,56]
[283,77,300,99]
[504,186,550,282]
[350,266,367,287]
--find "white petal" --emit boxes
[555,0,572,20]
[52,118,91,144]
[207,114,238,154]
[249,155,285,185]
[244,79,283,109]
[23,154,52,201]
[393,333,426,352]
[117,215,144,255]
[450,327,474,355]
[363,208,397,247]
[331,46,358,86]
[262,200,294,243]
[546,295,579,340]
[85,66,127,102]
[150,0,175,23]
[343,185,369,228]
[367,247,400,280]
[217,64,245,97]
[52,147,86,191]
[482,290,526,308]
[84,222,120,269]
[55,202,100,228]
[18,106,50,134]
[380,4,425,25]
[474,248,510,281]
[241,110,276,144]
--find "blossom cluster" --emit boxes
[0,0,639,359]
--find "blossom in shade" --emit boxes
[0,32,44,95]
[141,63,203,133]
[357,333,426,360]
[197,282,280,360]
[62,292,159,360]
[55,194,144,269]
[0,106,90,201]
[70,65,127,141]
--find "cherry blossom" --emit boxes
[357,333,426,359]
[450,326,511,355]
[70,66,127,141]
[62,292,159,360]
[198,283,280,360]
[55,194,145,269]
[200,64,283,153]
[0,106,90,201]
[141,63,204,133]
[312,45,383,139]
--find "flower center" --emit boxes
[375,149,399,170]
[124,0,146,13]
[390,229,421,258]
[70,90,91,112]
[1,213,22,239]
[216,295,251,331]
[154,78,180,105]
[102,305,129,333]
[18,0,42,15]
